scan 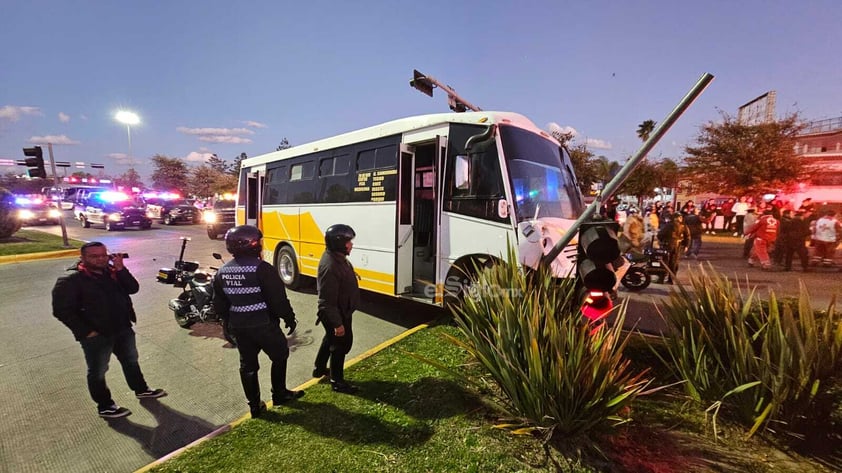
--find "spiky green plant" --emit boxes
[439,243,651,439]
[655,264,842,437]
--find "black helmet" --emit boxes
[225,225,263,256]
[325,224,355,254]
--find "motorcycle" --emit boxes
[620,246,670,291]
[157,237,236,346]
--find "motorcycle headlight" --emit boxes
[18,209,34,220]
[109,213,122,221]
[203,211,218,223]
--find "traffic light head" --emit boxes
[576,221,620,292]
[23,146,47,179]
[410,69,434,97]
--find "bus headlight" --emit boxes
[203,212,218,223]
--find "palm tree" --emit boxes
[636,120,657,142]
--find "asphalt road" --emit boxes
[0,217,436,473]
[1,217,840,472]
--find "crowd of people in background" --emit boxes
[605,194,842,283]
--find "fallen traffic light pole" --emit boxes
[542,72,715,267]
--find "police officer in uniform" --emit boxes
[213,225,303,418]
[312,224,360,394]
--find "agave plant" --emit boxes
[437,243,651,439]
[655,264,842,437]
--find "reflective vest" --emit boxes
[217,257,273,328]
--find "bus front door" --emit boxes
[396,145,415,294]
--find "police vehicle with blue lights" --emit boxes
[74,191,152,231]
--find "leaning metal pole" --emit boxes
[542,72,715,266]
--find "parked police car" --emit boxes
[145,195,201,225]
[75,191,152,231]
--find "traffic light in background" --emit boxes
[23,146,47,179]
[576,220,620,321]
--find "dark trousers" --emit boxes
[735,215,746,235]
[80,328,148,409]
[743,237,755,259]
[314,320,354,383]
[232,323,290,405]
[784,243,809,271]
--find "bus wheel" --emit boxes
[443,258,491,310]
[277,246,301,289]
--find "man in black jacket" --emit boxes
[313,224,361,394]
[52,242,165,419]
[213,225,302,418]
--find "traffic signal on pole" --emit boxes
[410,69,435,97]
[577,220,620,320]
[23,146,47,179]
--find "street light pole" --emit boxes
[115,110,140,169]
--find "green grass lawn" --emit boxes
[147,323,839,473]
[0,228,83,256]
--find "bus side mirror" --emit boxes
[498,199,509,219]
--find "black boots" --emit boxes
[240,371,265,418]
[270,358,304,405]
[331,381,358,394]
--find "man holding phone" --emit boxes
[52,241,165,419]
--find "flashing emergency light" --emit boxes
[97,191,130,202]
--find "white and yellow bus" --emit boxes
[235,111,586,305]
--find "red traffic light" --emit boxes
[581,290,613,321]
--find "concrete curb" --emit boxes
[0,249,79,265]
[134,322,431,473]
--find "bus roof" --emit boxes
[241,111,550,168]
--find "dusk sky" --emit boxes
[1,1,840,182]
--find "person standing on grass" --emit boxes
[213,225,303,419]
[313,224,361,394]
[52,242,166,419]
[732,196,749,236]
[721,197,736,233]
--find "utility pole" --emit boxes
[47,143,70,247]
[409,69,482,113]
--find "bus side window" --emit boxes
[454,155,470,190]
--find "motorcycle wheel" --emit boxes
[174,292,197,328]
[621,266,651,291]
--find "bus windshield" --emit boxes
[499,125,583,222]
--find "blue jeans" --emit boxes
[687,236,702,256]
[79,328,149,409]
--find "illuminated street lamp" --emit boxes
[115,110,140,167]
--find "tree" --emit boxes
[114,168,143,190]
[683,112,806,196]
[189,165,238,197]
[230,152,247,177]
[277,138,291,151]
[150,154,190,192]
[206,154,230,174]
[636,120,657,142]
[0,187,22,238]
[568,144,597,195]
